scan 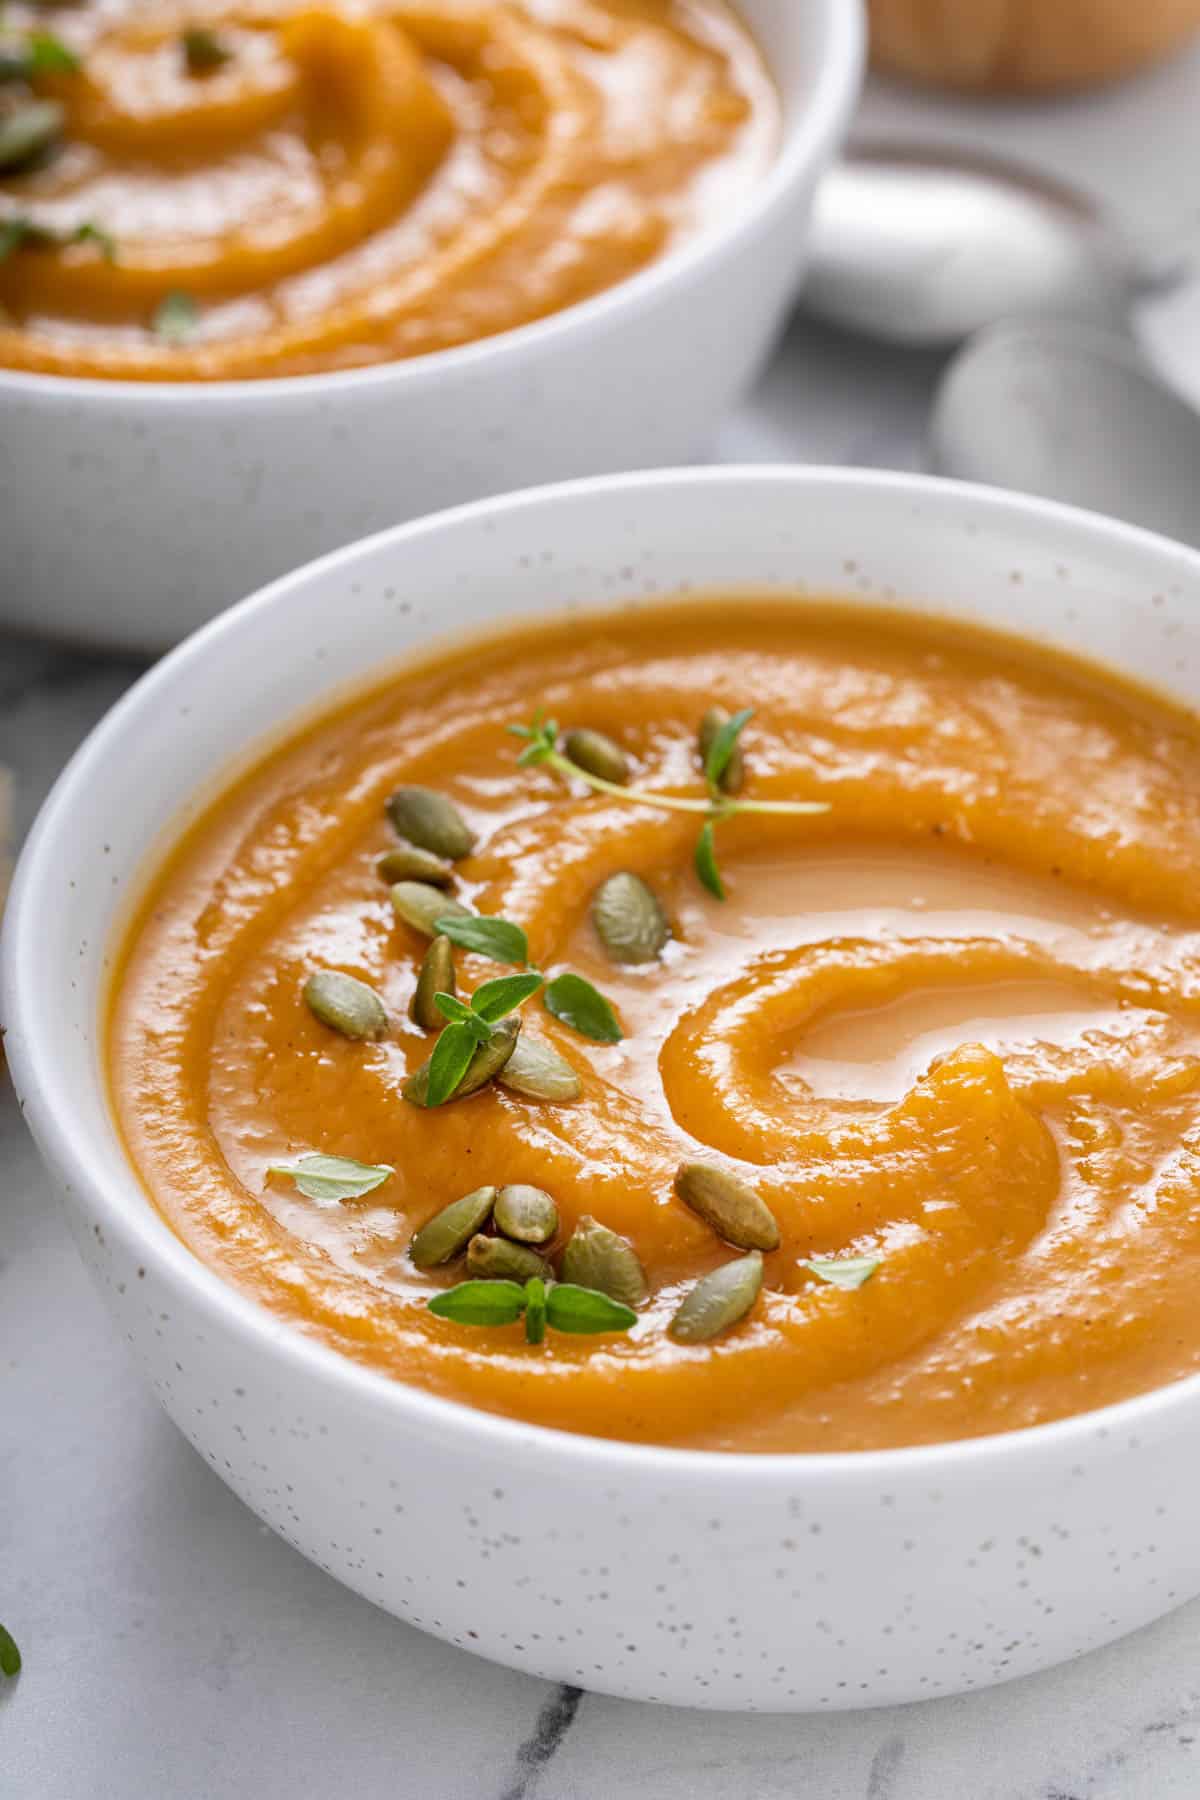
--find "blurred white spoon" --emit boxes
[804,141,1186,347]
[929,318,1200,549]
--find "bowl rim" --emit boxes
[0,0,864,409]
[9,462,1200,1485]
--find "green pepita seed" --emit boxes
[674,1162,780,1252]
[410,1186,496,1269]
[494,1183,558,1245]
[497,1035,582,1103]
[560,1215,647,1306]
[700,706,745,796]
[377,842,455,887]
[303,970,388,1040]
[386,787,476,861]
[592,871,669,965]
[409,935,455,1033]
[563,728,630,787]
[403,1014,520,1105]
[182,25,233,73]
[0,100,64,172]
[669,1251,763,1344]
[466,1234,553,1283]
[391,880,471,938]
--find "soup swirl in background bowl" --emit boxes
[0,0,863,647]
[0,0,778,378]
[7,467,1200,1710]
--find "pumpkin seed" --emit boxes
[700,706,745,796]
[466,1234,553,1283]
[391,880,471,938]
[386,787,476,861]
[560,1215,647,1306]
[494,1183,558,1245]
[497,1035,582,1103]
[410,1186,496,1269]
[377,842,454,887]
[674,1162,780,1252]
[592,871,669,965]
[303,970,388,1040]
[403,1014,520,1105]
[181,25,233,73]
[563,728,630,787]
[669,1252,763,1343]
[0,100,63,172]
[409,935,455,1033]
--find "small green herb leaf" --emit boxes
[523,1275,548,1343]
[423,1019,480,1107]
[471,971,543,1023]
[433,992,477,1026]
[268,1153,393,1202]
[694,818,725,900]
[0,215,42,259]
[0,32,81,82]
[153,289,198,345]
[72,219,116,260]
[406,1016,519,1107]
[28,31,81,75]
[704,706,753,792]
[434,990,502,1042]
[428,1277,635,1336]
[182,26,233,73]
[543,972,623,1043]
[544,1283,637,1334]
[509,711,559,766]
[436,912,529,967]
[428,1280,525,1327]
[0,1623,20,1679]
[803,1255,881,1291]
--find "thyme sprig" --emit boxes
[429,1275,636,1342]
[423,973,540,1106]
[509,709,829,901]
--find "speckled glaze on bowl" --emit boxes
[7,468,1200,1712]
[0,0,862,655]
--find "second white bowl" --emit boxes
[0,0,862,653]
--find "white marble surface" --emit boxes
[8,54,1200,1798]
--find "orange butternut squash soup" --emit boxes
[0,0,775,380]
[109,599,1200,1452]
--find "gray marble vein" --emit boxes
[499,1688,586,1800]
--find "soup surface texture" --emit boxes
[110,600,1200,1452]
[0,0,774,379]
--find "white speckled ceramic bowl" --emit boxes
[7,468,1200,1712]
[0,0,862,655]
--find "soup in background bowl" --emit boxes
[0,0,776,380]
[9,468,1200,1710]
[0,0,863,649]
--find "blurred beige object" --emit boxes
[869,0,1200,90]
